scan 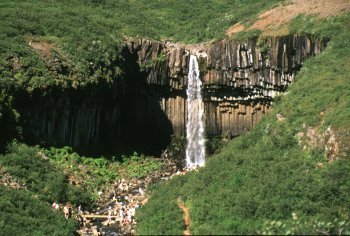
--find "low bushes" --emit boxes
[0,142,91,205]
[0,185,77,235]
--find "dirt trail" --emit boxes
[227,0,350,36]
[177,198,191,236]
[28,40,55,60]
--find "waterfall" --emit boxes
[185,55,205,168]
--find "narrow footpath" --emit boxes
[177,198,191,236]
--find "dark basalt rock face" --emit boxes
[129,34,327,138]
[14,35,327,155]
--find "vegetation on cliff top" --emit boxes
[0,0,283,91]
[136,13,350,235]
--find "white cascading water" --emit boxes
[185,55,206,168]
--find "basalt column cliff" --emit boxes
[16,35,327,155]
[130,34,327,139]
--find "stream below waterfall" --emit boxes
[76,158,179,236]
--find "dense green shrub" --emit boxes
[231,29,261,41]
[0,142,91,205]
[0,185,77,236]
[205,137,228,156]
[44,146,163,197]
[0,92,20,152]
[163,135,186,169]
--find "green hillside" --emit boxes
[136,13,350,235]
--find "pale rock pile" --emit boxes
[77,157,180,235]
[0,165,26,190]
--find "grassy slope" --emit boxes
[136,13,350,235]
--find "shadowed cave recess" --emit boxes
[12,34,328,156]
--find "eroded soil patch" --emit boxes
[227,0,350,36]
[177,198,191,236]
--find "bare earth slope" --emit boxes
[227,0,350,36]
